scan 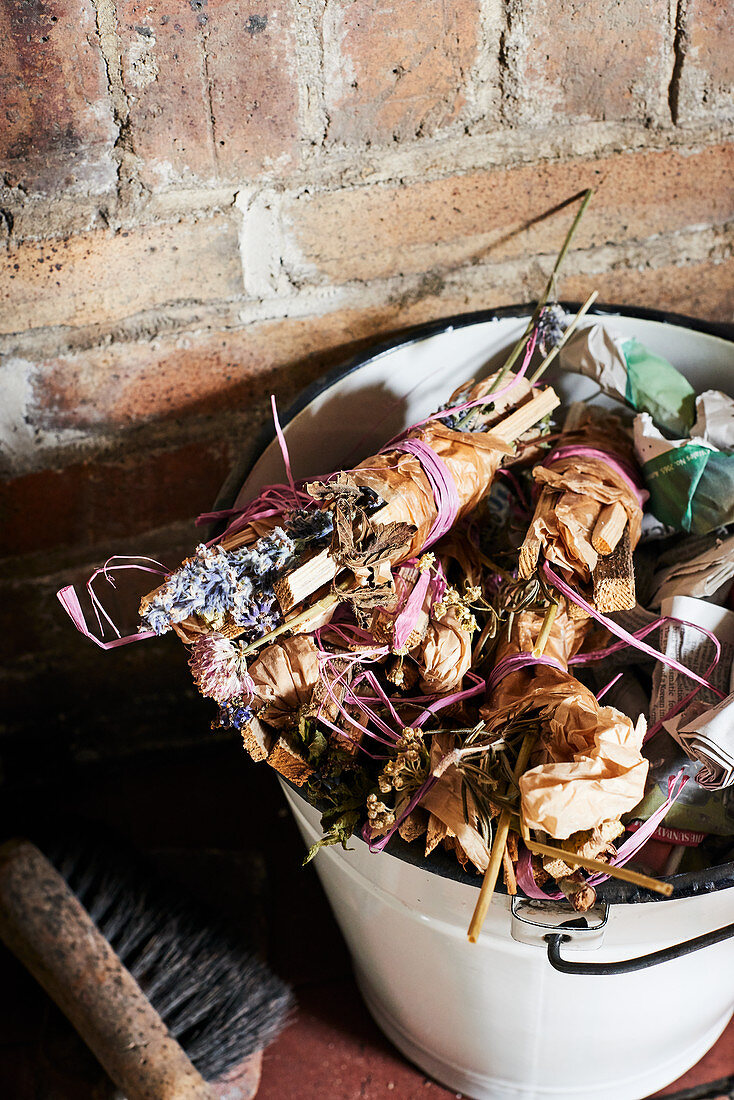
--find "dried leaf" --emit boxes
[335,519,415,572]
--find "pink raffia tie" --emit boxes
[486,652,566,693]
[57,557,167,650]
[543,563,725,717]
[390,438,460,547]
[541,444,649,507]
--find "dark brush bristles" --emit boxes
[44,832,293,1082]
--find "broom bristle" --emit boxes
[45,832,293,1082]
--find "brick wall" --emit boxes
[1,0,732,770]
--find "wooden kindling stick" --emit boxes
[591,501,628,556]
[524,839,673,898]
[467,732,535,943]
[593,525,636,613]
[277,386,561,616]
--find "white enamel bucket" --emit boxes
[228,305,734,1100]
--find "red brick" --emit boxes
[0,216,242,333]
[677,0,734,121]
[0,0,117,194]
[508,0,668,125]
[563,256,734,325]
[0,438,234,558]
[282,144,734,284]
[21,245,734,450]
[24,316,381,435]
[205,0,300,176]
[116,0,300,187]
[323,0,480,145]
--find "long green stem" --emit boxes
[486,188,594,396]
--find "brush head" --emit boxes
[44,830,293,1083]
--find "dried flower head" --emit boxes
[537,303,567,356]
[215,698,254,732]
[432,584,479,633]
[189,633,251,704]
[285,507,334,545]
[377,728,429,797]
[366,792,396,832]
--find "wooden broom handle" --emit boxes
[0,839,217,1100]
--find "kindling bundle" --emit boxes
[58,192,734,940]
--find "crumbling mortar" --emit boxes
[294,0,329,152]
[469,0,503,123]
[197,19,221,180]
[1,123,732,243]
[2,221,727,393]
[498,0,524,127]
[0,390,277,485]
[88,2,157,224]
[669,0,689,125]
[0,298,248,360]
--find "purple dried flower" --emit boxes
[216,698,255,732]
[537,304,567,356]
[140,528,295,639]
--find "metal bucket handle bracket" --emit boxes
[511,898,734,974]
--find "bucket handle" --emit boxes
[546,921,734,975]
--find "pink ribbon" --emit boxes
[390,438,461,546]
[543,563,725,707]
[271,394,298,502]
[542,444,648,507]
[542,444,649,507]
[57,557,166,650]
[486,652,566,693]
[392,567,433,653]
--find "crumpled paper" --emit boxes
[518,690,648,839]
[420,731,490,872]
[482,602,648,839]
[519,408,643,606]
[633,391,734,534]
[414,605,473,695]
[560,323,696,435]
[664,690,734,789]
[528,455,642,578]
[649,531,734,608]
[249,634,321,727]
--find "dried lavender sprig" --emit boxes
[528,290,597,384]
[141,528,295,639]
[485,187,594,397]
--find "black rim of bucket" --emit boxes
[219,301,734,906]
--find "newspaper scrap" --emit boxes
[560,323,696,435]
[664,690,734,789]
[634,595,734,834]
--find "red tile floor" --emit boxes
[0,741,731,1099]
